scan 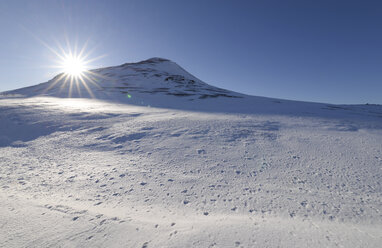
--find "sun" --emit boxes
[62,54,87,77]
[39,39,106,98]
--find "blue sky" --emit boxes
[0,0,381,104]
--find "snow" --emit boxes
[0,58,381,247]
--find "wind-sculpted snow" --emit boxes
[0,58,382,247]
[0,97,381,247]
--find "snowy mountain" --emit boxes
[1,58,381,247]
[4,57,382,120]
[5,57,242,108]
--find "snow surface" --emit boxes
[0,58,382,247]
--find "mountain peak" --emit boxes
[3,58,243,108]
[119,57,171,67]
[143,57,170,63]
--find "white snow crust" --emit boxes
[0,58,381,247]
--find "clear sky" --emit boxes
[0,0,381,104]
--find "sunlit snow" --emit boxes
[0,58,381,247]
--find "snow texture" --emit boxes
[0,58,381,247]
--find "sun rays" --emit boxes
[38,38,108,98]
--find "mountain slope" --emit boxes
[0,59,382,247]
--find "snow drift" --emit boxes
[0,58,381,247]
